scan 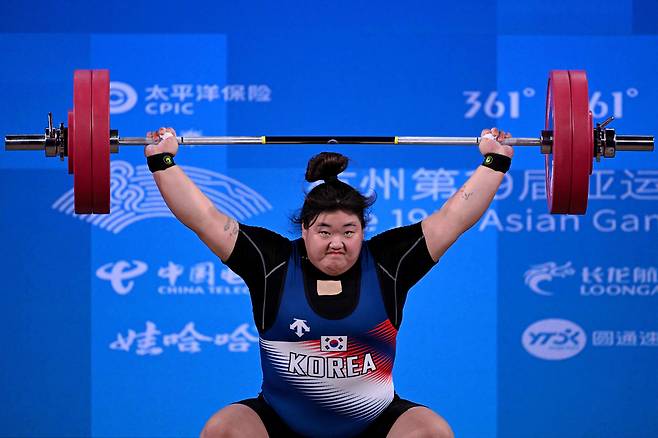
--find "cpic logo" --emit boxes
[522,318,587,360]
[524,261,576,296]
[110,81,138,114]
[96,260,148,295]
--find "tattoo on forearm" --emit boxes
[224,217,239,237]
[459,187,474,200]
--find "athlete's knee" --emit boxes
[200,405,267,438]
[199,411,241,438]
[418,420,454,438]
[389,407,455,438]
[200,418,238,438]
[421,414,454,438]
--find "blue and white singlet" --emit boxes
[259,242,398,437]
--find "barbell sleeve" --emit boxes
[4,135,50,150]
[615,135,655,151]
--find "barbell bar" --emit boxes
[5,133,654,149]
[4,69,655,215]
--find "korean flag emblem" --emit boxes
[321,336,347,352]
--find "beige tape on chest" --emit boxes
[316,280,342,296]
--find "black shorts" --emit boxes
[234,393,423,437]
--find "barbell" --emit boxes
[4,69,655,215]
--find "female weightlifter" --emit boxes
[144,127,513,437]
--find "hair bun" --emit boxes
[305,152,349,183]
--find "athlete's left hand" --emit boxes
[479,127,514,158]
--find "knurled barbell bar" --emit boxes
[4,69,655,215]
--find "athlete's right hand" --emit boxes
[144,127,179,157]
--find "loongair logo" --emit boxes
[524,262,575,296]
[522,318,587,360]
[110,81,138,114]
[96,260,148,295]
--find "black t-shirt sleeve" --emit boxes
[223,223,291,331]
[367,221,437,327]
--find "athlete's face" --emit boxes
[302,210,364,276]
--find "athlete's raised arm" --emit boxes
[421,127,514,262]
[145,127,238,261]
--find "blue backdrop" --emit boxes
[1,1,657,437]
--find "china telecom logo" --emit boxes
[96,260,149,295]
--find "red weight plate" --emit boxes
[91,70,110,214]
[544,70,573,214]
[67,110,75,175]
[588,111,593,175]
[73,70,93,214]
[568,70,593,214]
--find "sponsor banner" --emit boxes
[90,174,269,437]
[524,261,658,298]
[3,26,658,438]
[89,34,229,175]
[521,318,587,361]
[109,321,259,355]
[0,170,92,436]
[96,259,249,296]
[305,167,658,235]
[497,35,658,436]
[498,173,658,438]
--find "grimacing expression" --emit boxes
[301,210,364,276]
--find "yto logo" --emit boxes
[522,318,587,360]
[110,81,138,114]
[524,261,576,296]
[96,260,148,295]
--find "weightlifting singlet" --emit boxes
[259,241,397,437]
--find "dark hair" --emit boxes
[292,152,376,229]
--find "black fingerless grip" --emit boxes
[481,153,511,174]
[147,153,176,173]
